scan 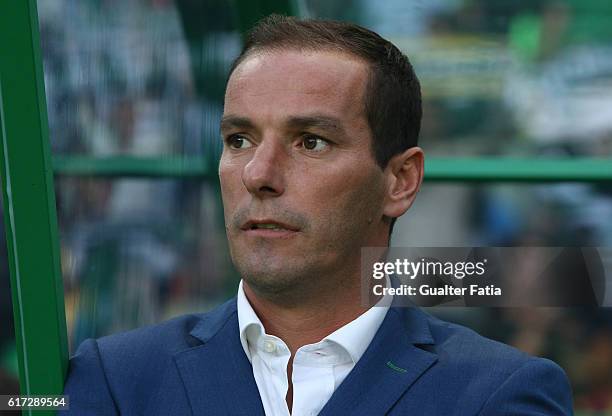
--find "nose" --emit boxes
[242,140,285,198]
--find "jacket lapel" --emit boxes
[318,306,438,416]
[173,299,265,416]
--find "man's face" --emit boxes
[219,49,389,297]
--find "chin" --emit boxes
[238,260,308,294]
[243,273,300,296]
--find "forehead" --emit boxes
[224,49,370,122]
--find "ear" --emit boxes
[382,147,424,220]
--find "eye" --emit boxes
[300,134,330,152]
[226,134,253,150]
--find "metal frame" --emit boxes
[51,156,612,182]
[424,158,612,182]
[53,156,215,179]
[0,1,68,413]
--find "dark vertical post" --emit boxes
[0,1,68,412]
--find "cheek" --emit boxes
[219,162,243,200]
[305,167,384,229]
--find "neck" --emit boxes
[243,268,379,355]
[243,274,381,354]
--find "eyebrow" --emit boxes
[285,115,345,135]
[220,116,255,133]
[220,114,346,136]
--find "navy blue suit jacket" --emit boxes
[63,298,573,415]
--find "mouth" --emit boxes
[240,219,300,237]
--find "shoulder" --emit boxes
[93,297,237,360]
[424,309,568,379]
[64,298,239,414]
[406,309,573,414]
[64,299,235,415]
[69,297,237,382]
[425,311,531,370]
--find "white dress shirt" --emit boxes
[237,280,390,416]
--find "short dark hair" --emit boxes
[228,14,422,234]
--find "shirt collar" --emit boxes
[237,280,262,361]
[237,278,391,364]
[325,289,390,363]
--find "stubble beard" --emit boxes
[233,244,329,305]
[226,175,385,306]
[229,219,368,307]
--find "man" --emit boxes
[64,15,572,415]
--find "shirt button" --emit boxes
[263,340,276,353]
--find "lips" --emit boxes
[241,219,300,232]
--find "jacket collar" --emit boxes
[175,299,265,415]
[176,298,437,416]
[318,306,437,416]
